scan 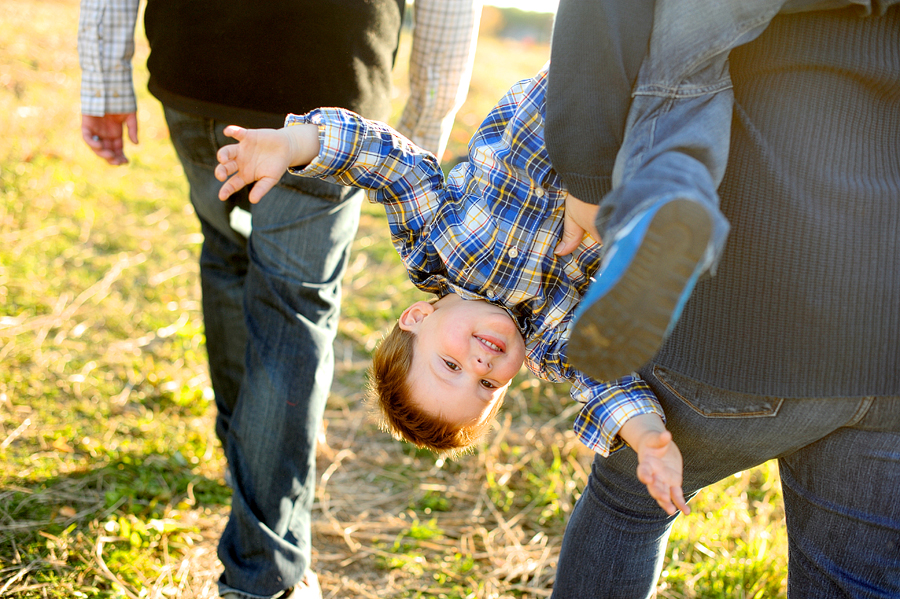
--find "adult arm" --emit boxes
[78,0,140,165]
[396,0,482,159]
[545,0,654,206]
[545,0,653,254]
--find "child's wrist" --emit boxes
[619,413,666,450]
[286,124,319,167]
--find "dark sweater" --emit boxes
[143,0,405,130]
[547,2,899,396]
[656,6,900,397]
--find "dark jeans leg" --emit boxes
[163,107,362,598]
[780,401,900,599]
[552,363,900,599]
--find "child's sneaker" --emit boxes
[569,197,712,382]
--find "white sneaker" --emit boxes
[283,571,321,599]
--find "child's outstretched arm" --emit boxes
[618,413,690,516]
[215,124,320,203]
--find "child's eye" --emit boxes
[444,360,460,371]
[480,380,495,389]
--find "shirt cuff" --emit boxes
[80,69,137,115]
[285,108,370,185]
[572,378,663,457]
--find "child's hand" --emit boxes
[215,126,295,203]
[554,193,601,256]
[634,429,689,516]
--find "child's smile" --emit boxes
[398,294,527,426]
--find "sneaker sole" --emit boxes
[569,199,712,381]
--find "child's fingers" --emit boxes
[646,429,672,450]
[223,125,246,140]
[652,486,676,516]
[218,179,234,201]
[639,463,685,517]
[216,144,236,165]
[636,462,654,487]
[641,471,673,514]
[214,161,231,182]
[248,177,277,203]
[672,485,690,515]
[218,174,247,201]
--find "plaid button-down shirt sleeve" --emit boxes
[78,0,140,116]
[570,373,663,456]
[288,109,448,275]
[396,0,482,158]
[533,325,663,456]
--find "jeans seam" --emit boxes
[633,80,733,99]
[206,118,220,155]
[653,365,783,418]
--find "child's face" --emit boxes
[398,294,527,427]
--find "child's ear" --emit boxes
[398,301,435,332]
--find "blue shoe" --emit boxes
[569,198,712,381]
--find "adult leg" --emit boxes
[553,364,892,599]
[779,397,900,599]
[551,446,682,599]
[164,107,362,597]
[216,180,361,597]
[163,108,251,448]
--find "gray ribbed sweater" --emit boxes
[548,5,900,397]
[656,7,899,396]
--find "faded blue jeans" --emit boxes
[164,107,363,599]
[552,363,900,598]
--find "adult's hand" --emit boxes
[554,193,601,256]
[81,113,139,166]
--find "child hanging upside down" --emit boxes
[215,64,689,516]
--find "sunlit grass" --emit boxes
[1,1,787,597]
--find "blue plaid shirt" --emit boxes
[289,64,663,456]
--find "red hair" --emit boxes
[368,322,504,455]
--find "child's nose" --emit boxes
[472,356,492,375]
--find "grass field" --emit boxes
[0,1,789,597]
